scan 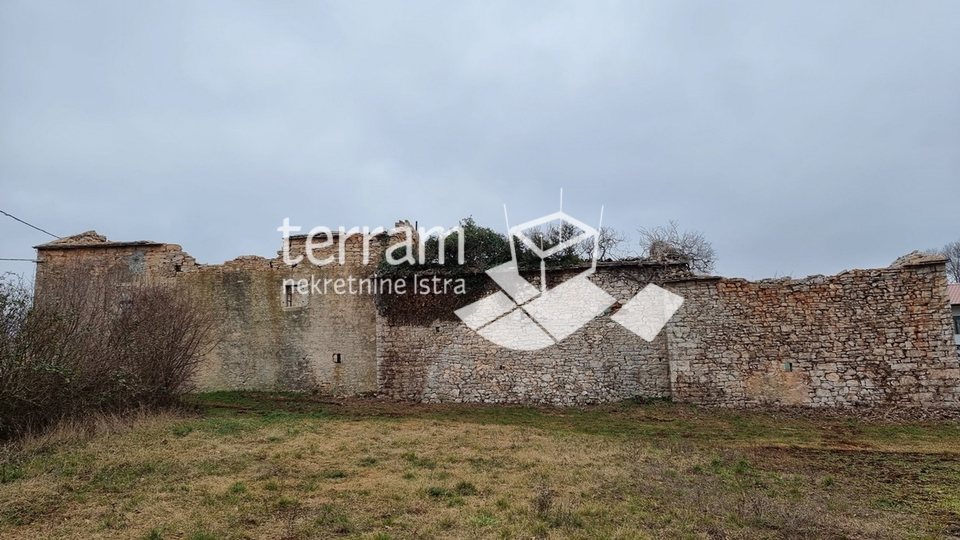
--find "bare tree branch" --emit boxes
[941,241,960,283]
[576,226,631,261]
[637,220,717,274]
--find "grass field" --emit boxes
[2,393,959,539]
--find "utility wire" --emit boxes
[0,209,60,239]
[0,258,40,262]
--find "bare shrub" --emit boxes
[0,269,215,440]
[107,284,216,405]
[638,220,717,274]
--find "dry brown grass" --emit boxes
[1,394,959,539]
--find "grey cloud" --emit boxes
[1,0,958,281]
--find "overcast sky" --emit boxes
[1,1,958,281]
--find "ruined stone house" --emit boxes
[33,228,960,408]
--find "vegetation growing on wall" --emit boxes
[377,217,602,278]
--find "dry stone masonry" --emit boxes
[33,231,960,409]
[666,254,958,407]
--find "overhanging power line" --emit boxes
[0,209,60,239]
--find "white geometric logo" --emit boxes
[455,199,683,350]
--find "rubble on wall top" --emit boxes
[37,230,106,246]
[34,230,164,250]
[889,251,948,268]
[670,250,950,287]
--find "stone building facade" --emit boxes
[34,230,960,408]
[35,229,393,396]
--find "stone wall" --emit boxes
[377,255,960,408]
[34,231,195,294]
[376,263,688,406]
[35,231,960,408]
[176,255,381,394]
[666,258,960,407]
[35,230,392,395]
